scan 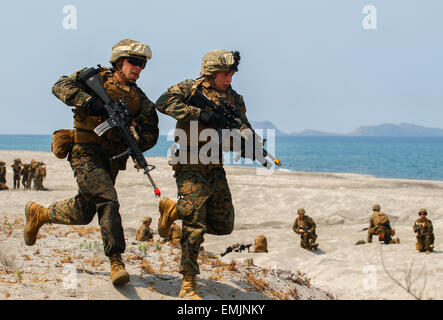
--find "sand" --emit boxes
[0,150,441,300]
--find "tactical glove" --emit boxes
[199,109,224,127]
[85,97,108,117]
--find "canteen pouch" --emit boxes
[51,129,74,159]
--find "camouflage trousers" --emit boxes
[0,182,8,190]
[416,234,435,251]
[48,144,125,257]
[368,227,392,244]
[300,232,317,250]
[13,173,20,189]
[174,164,234,275]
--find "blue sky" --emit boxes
[0,0,441,134]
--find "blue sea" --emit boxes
[1,135,442,181]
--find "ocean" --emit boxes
[1,135,442,181]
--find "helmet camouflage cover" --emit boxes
[142,216,152,223]
[109,39,152,64]
[297,208,305,214]
[372,204,381,211]
[418,208,427,215]
[200,49,240,76]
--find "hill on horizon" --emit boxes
[250,121,443,137]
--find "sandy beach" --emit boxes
[0,150,441,300]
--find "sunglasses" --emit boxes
[127,57,146,69]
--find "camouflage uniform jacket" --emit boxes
[0,165,6,183]
[413,218,433,236]
[136,224,154,241]
[155,78,250,162]
[52,67,159,155]
[369,211,390,233]
[293,215,316,234]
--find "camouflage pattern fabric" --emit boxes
[12,160,22,189]
[47,144,125,256]
[136,224,154,241]
[292,215,317,250]
[368,211,393,244]
[414,218,434,251]
[52,67,159,153]
[0,164,8,190]
[48,63,159,257]
[156,78,249,163]
[174,164,234,275]
[21,164,29,189]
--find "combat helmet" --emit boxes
[418,208,427,216]
[109,39,152,67]
[297,208,305,214]
[372,204,381,212]
[142,216,152,223]
[200,50,240,76]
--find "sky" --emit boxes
[0,0,441,135]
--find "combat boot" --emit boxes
[158,197,178,238]
[109,253,130,285]
[179,274,203,300]
[24,201,51,246]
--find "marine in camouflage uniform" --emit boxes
[413,208,435,253]
[27,159,37,190]
[136,216,154,241]
[33,162,48,191]
[23,39,159,286]
[155,49,247,300]
[292,208,319,251]
[11,158,22,189]
[367,204,400,244]
[21,163,30,189]
[0,161,8,190]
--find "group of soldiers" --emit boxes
[0,158,47,190]
[291,204,435,254]
[20,38,437,301]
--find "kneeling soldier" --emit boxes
[413,208,434,254]
[293,208,319,251]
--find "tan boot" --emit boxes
[179,274,202,300]
[109,253,130,286]
[24,201,51,246]
[158,197,178,238]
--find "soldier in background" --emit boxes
[292,208,319,251]
[0,161,8,190]
[21,163,30,190]
[27,159,37,190]
[413,208,435,254]
[136,216,154,241]
[367,204,400,244]
[33,162,48,191]
[11,158,22,189]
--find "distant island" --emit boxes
[250,121,443,137]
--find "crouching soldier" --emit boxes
[367,204,400,244]
[293,208,319,251]
[413,208,435,254]
[136,216,154,242]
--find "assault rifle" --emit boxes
[187,89,281,169]
[78,67,161,197]
[220,243,253,257]
[414,222,422,238]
